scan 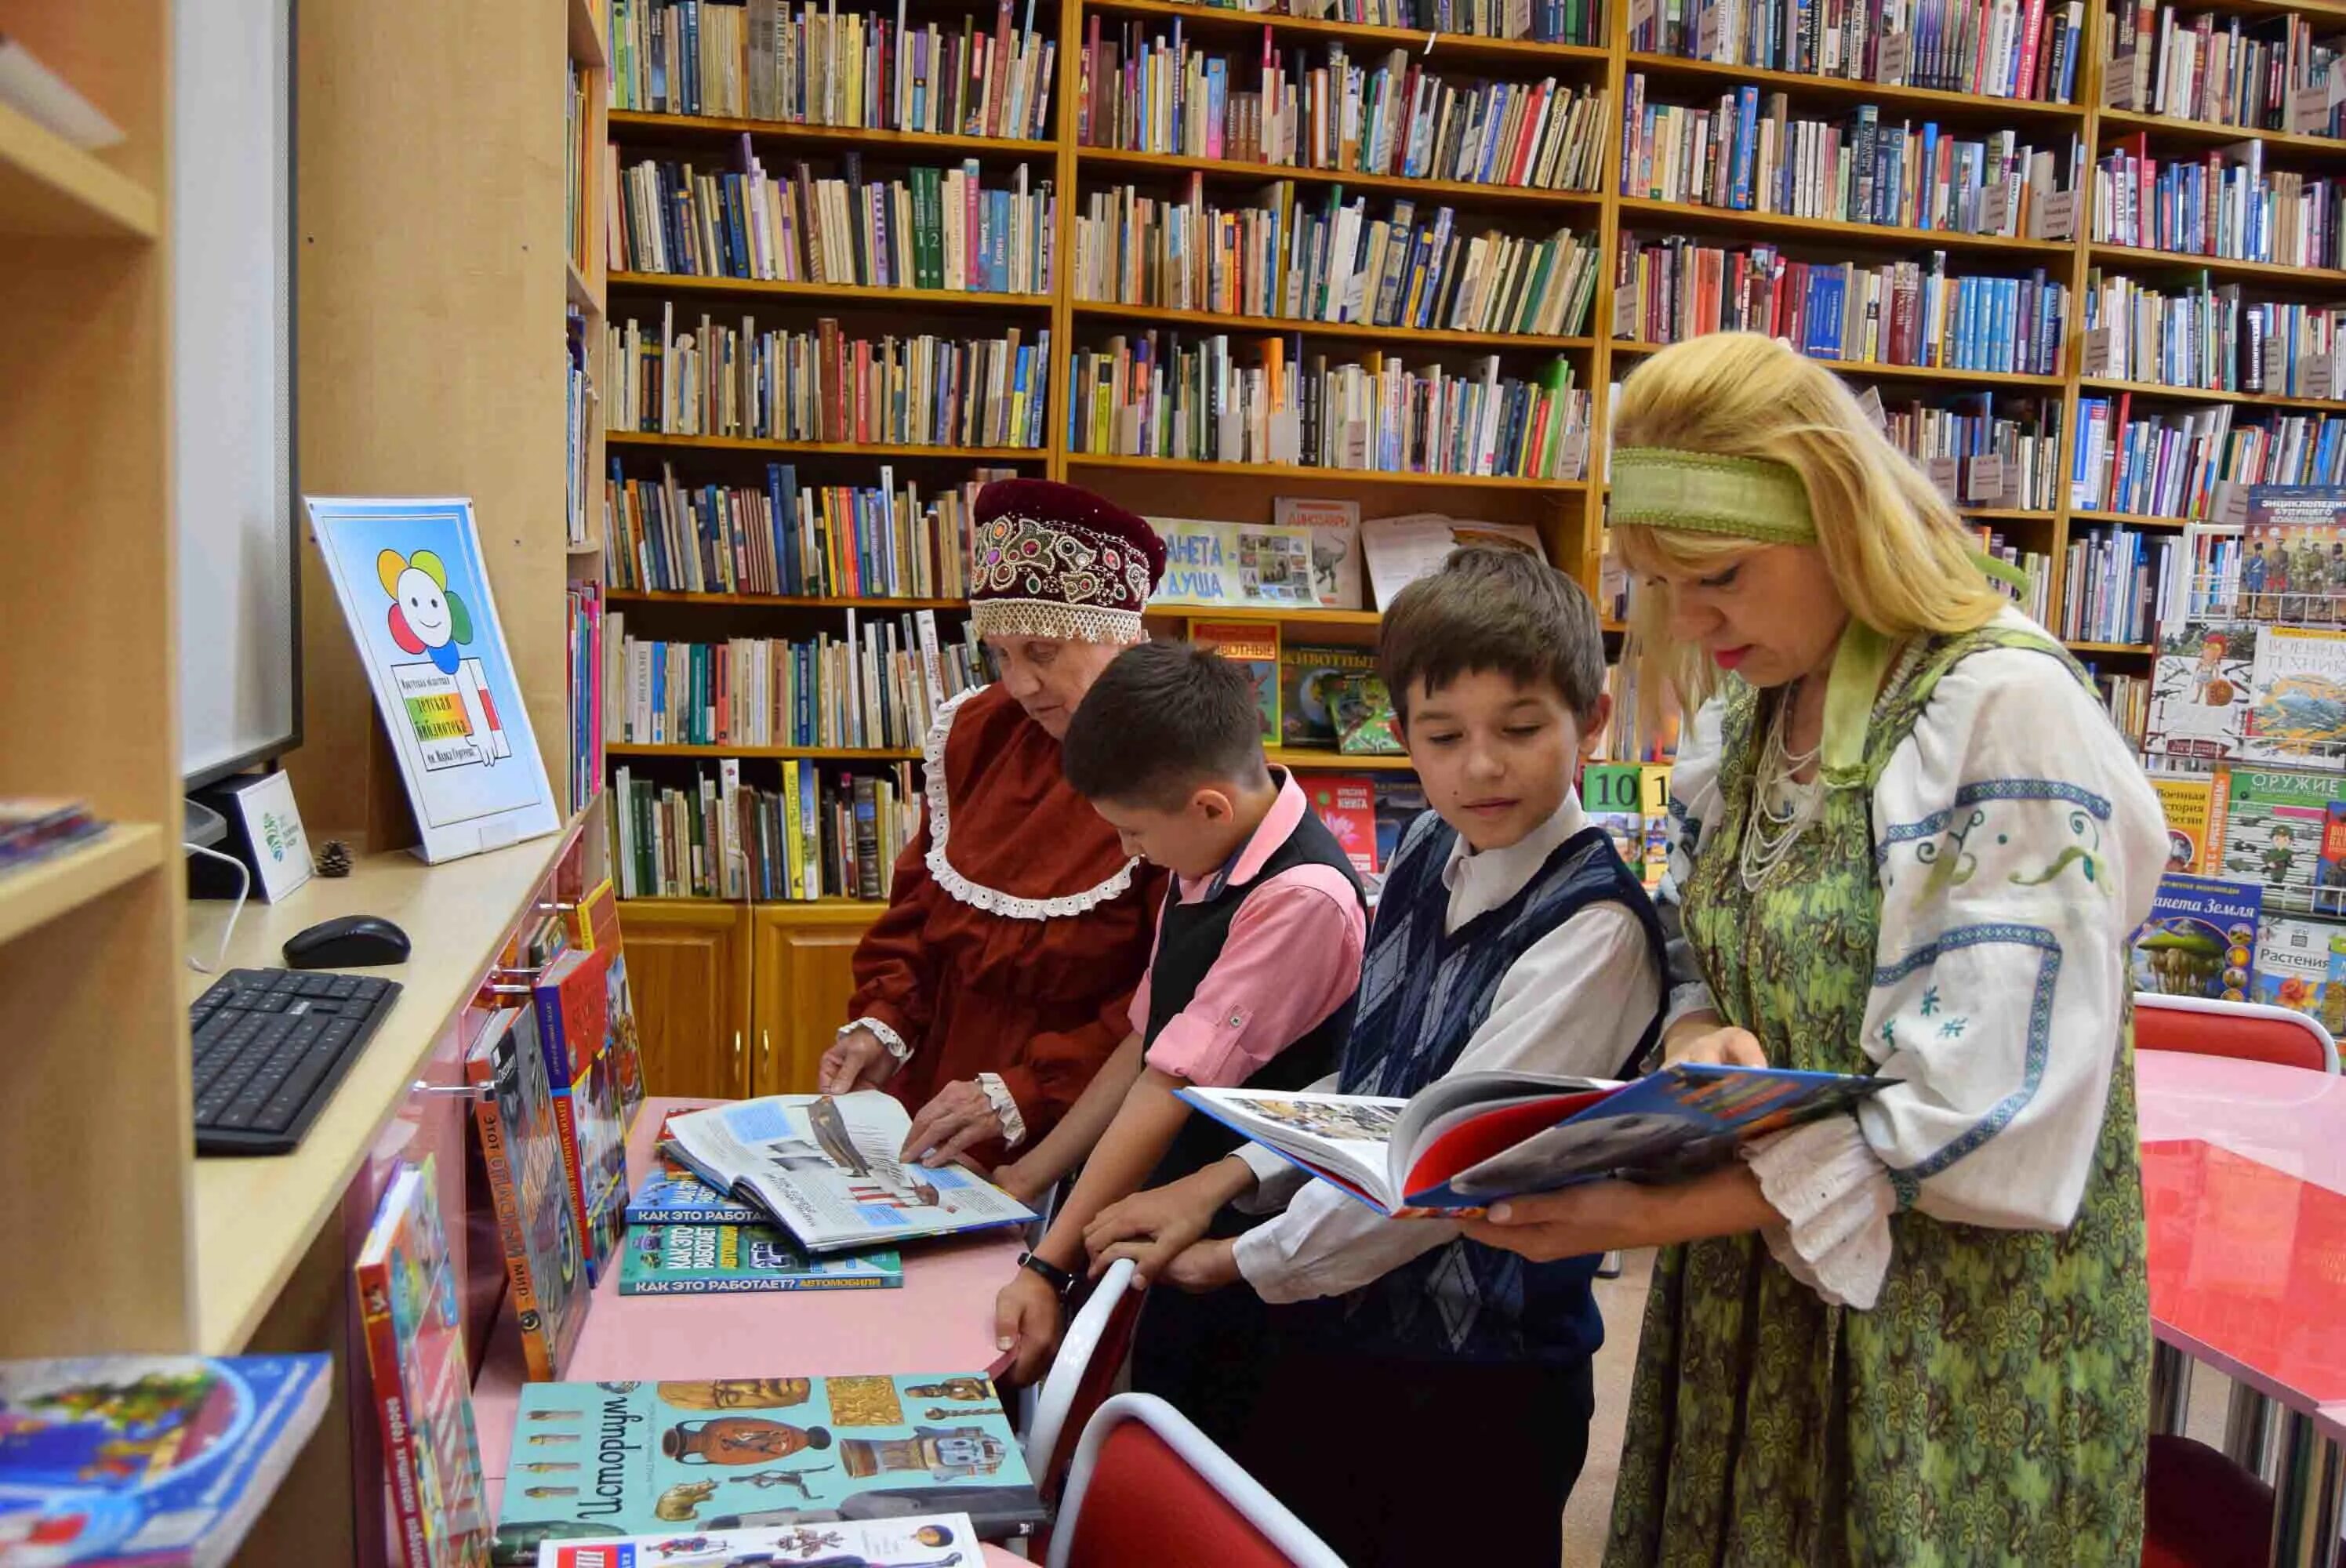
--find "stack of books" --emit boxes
[0,799,105,876]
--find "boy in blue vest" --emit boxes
[988,638,1369,1453]
[1083,548,1667,1566]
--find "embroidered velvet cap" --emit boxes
[968,479,1167,644]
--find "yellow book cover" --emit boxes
[2152,773,2216,874]
[1189,619,1281,744]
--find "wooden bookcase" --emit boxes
[587,0,2346,1088]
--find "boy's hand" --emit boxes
[820,1026,900,1094]
[1160,1238,1242,1294]
[993,1158,1048,1208]
[993,1268,1066,1388]
[1083,1182,1218,1284]
[1665,1025,1767,1069]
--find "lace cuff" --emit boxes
[841,1016,913,1063]
[975,1072,1027,1149]
[1742,1115,1897,1310]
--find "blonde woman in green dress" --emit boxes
[1460,333,2166,1563]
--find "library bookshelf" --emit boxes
[585,0,2346,1087]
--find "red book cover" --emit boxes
[531,947,630,1285]
[1307,775,1381,876]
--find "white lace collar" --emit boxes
[923,686,1142,920]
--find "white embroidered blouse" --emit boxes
[1666,610,2168,1308]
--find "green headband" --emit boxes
[1610,448,1816,543]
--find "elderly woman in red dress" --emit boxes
[818,480,1171,1174]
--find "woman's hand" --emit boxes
[1084,1181,1218,1284]
[1662,1013,1769,1069]
[902,1079,1007,1167]
[819,1025,901,1094]
[993,1268,1066,1388]
[1158,1238,1242,1294]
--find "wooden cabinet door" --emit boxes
[618,903,751,1099]
[750,906,884,1096]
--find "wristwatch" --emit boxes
[1016,1250,1076,1301]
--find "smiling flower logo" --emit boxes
[378,549,474,674]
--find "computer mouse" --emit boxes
[282,913,412,970]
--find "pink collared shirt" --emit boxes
[1128,771,1369,1088]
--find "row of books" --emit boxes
[567,59,593,274]
[2149,597,2346,779]
[1619,80,2073,241]
[1071,180,1602,336]
[1883,399,2065,511]
[2098,668,2150,742]
[608,614,988,750]
[1066,332,1591,477]
[607,0,1058,141]
[2090,136,2342,271]
[612,758,924,901]
[2104,3,2345,140]
[2072,399,2346,520]
[2058,523,2174,644]
[605,311,1053,448]
[565,307,594,550]
[1076,23,1612,191]
[1617,236,2068,377]
[1629,0,2089,101]
[1171,0,1603,44]
[605,461,1015,597]
[608,146,1057,293]
[1974,526,2054,622]
[567,583,606,811]
[2080,272,2343,401]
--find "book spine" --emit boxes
[355,1252,433,1568]
[469,1066,554,1380]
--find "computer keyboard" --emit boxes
[189,967,403,1155]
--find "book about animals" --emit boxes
[531,1513,978,1567]
[2213,765,2336,909]
[2253,916,2346,1035]
[659,1094,1035,1254]
[1186,620,1280,744]
[568,877,648,1137]
[304,497,561,864]
[2130,873,2262,1002]
[1177,1063,1889,1217]
[2243,625,2346,765]
[1357,513,1547,612]
[488,1374,1042,1563]
[626,1115,765,1226]
[1278,644,1378,749]
[2143,619,2255,761]
[0,1355,330,1567]
[465,1007,587,1382]
[2148,773,2218,874]
[618,1225,903,1295]
[534,946,633,1286]
[1331,670,1403,756]
[1303,775,1379,876]
[1271,496,1364,609]
[354,1158,492,1568]
[1144,517,1322,608]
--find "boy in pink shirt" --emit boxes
[988,639,1367,1450]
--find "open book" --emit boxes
[663,1093,1036,1254]
[1178,1062,1890,1215]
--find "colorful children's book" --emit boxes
[354,1158,492,1568]
[1178,1063,1889,1216]
[2130,873,2262,1001]
[465,1007,587,1382]
[626,1115,765,1225]
[2144,619,2254,760]
[2242,485,2346,622]
[1278,644,1378,749]
[488,1375,1043,1563]
[1582,761,1672,891]
[568,878,647,1136]
[662,1094,1035,1254]
[2148,773,2218,874]
[1187,620,1280,743]
[1331,672,1403,755]
[1146,517,1321,608]
[1272,496,1364,609]
[2318,802,2346,906]
[533,946,631,1285]
[1302,775,1379,877]
[0,1355,331,1567]
[2213,765,2334,907]
[2253,916,2346,1034]
[618,1225,903,1295]
[531,1515,978,1568]
[2243,625,2346,764]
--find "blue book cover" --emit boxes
[0,1356,331,1566]
[2134,873,2262,1001]
[1732,87,1760,210]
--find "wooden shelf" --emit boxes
[618,895,889,909]
[1964,506,2059,521]
[0,99,158,240]
[568,0,608,67]
[610,743,922,760]
[1143,602,1385,626]
[566,256,601,313]
[1267,747,1414,771]
[1084,0,1611,66]
[1068,452,1589,490]
[0,826,165,949]
[1622,51,2086,125]
[608,590,969,608]
[1614,194,2073,256]
[2068,510,2194,531]
[1073,299,1597,351]
[608,271,1054,310]
[1077,147,1604,212]
[606,430,1048,461]
[2097,107,2346,158]
[2086,243,2346,291]
[1611,340,2063,388]
[2065,640,2155,655]
[2075,376,2344,413]
[608,108,1056,159]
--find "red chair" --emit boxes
[1024,1258,1146,1506]
[1047,1393,1347,1568]
[2133,993,2340,1074]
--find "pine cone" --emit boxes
[314,839,353,878]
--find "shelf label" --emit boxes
[2290,84,2333,136]
[1965,452,2006,503]
[2030,187,2077,241]
[1926,456,1961,500]
[1560,423,1591,482]
[1613,280,1641,340]
[1876,31,1910,86]
[2209,481,2250,531]
[1696,2,1722,59]
[1629,0,1657,35]
[1856,383,1887,432]
[2308,353,2335,403]
[2102,52,2147,111]
[2263,336,2289,389]
[2082,325,2113,378]
[1981,182,2010,235]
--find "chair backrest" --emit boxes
[1025,1258,1145,1504]
[1048,1393,1346,1568]
[2134,993,2341,1074]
